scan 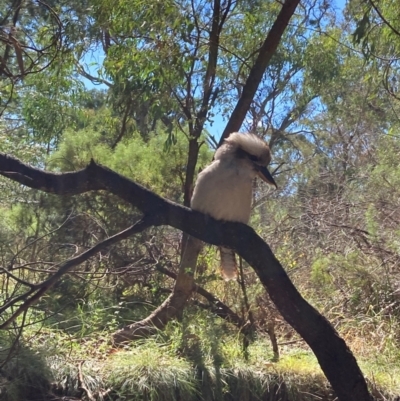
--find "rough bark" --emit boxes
[0,153,373,401]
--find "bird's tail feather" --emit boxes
[219,246,238,281]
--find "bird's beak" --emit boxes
[257,166,278,189]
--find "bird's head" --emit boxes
[215,132,278,188]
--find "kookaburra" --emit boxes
[191,132,277,280]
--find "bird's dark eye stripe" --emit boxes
[248,154,259,162]
[235,148,261,163]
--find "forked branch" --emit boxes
[0,152,372,401]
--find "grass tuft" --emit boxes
[105,340,198,401]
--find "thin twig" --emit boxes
[0,217,154,329]
[78,361,96,401]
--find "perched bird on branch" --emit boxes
[191,132,277,280]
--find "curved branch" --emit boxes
[0,152,372,401]
[0,217,154,329]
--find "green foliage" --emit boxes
[365,204,379,237]
[349,0,400,95]
[310,255,332,287]
[107,343,198,401]
[22,311,340,401]
[51,125,212,201]
[303,30,341,92]
[3,306,400,401]
[3,0,400,399]
[0,341,53,401]
[370,133,400,193]
[21,70,86,146]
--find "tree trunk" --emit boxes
[112,234,203,343]
[219,0,301,145]
[0,154,374,400]
[119,0,303,339]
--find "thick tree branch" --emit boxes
[0,153,372,401]
[219,0,301,145]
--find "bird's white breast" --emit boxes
[191,159,255,223]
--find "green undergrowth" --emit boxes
[1,316,400,401]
